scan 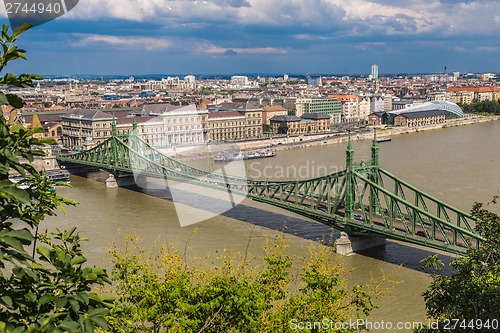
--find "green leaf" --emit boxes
[6,94,25,108]
[69,299,80,314]
[0,92,8,105]
[83,318,93,333]
[10,229,34,243]
[0,181,30,203]
[1,296,13,309]
[39,294,55,306]
[60,320,80,331]
[88,308,108,317]
[1,235,24,252]
[70,255,87,266]
[9,124,25,133]
[12,23,32,39]
[37,246,52,262]
[55,297,68,308]
[89,316,108,329]
[75,292,89,306]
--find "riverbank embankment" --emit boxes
[175,115,499,161]
[244,115,500,153]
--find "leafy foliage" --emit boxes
[417,202,500,333]
[0,23,113,332]
[104,236,377,333]
[459,99,500,115]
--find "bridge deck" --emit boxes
[56,134,484,255]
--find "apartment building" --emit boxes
[446,87,500,103]
[137,103,208,147]
[208,102,263,141]
[207,111,246,141]
[269,113,330,134]
[61,104,209,149]
[60,109,115,149]
[262,105,288,125]
[295,98,342,123]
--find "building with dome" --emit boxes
[388,101,464,119]
[368,101,464,127]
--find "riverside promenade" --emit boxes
[236,115,500,153]
[168,115,499,161]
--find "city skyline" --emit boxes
[2,0,500,75]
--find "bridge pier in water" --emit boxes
[105,174,118,188]
[335,232,387,256]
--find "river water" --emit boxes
[44,120,500,332]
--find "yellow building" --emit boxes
[262,105,288,125]
[394,110,446,127]
[269,113,330,134]
[207,111,246,141]
[300,113,331,132]
[208,102,263,140]
[60,109,115,149]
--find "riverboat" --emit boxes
[9,169,71,187]
[214,150,277,162]
[244,149,277,160]
[214,152,246,162]
[47,170,71,183]
[376,137,392,143]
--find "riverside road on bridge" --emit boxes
[56,120,484,256]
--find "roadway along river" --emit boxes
[46,120,500,332]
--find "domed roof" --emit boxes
[389,101,463,118]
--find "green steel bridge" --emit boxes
[57,124,484,255]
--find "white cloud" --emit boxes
[294,34,332,41]
[3,0,497,43]
[71,34,170,51]
[474,46,500,52]
[349,41,387,51]
[199,44,287,54]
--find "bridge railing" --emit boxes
[351,168,483,254]
[57,133,484,255]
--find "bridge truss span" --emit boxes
[56,126,484,255]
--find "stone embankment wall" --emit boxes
[238,115,500,153]
[169,115,500,161]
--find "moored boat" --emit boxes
[244,149,277,160]
[214,149,277,162]
[214,152,246,162]
[9,169,71,187]
[47,170,71,183]
[376,137,391,143]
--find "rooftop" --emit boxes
[60,109,113,121]
[301,113,331,120]
[208,111,245,119]
[388,101,463,118]
[396,109,446,119]
[270,115,301,122]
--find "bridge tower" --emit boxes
[369,131,380,214]
[132,114,137,131]
[344,137,355,224]
[111,117,119,173]
[371,130,379,166]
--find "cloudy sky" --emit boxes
[2,0,500,75]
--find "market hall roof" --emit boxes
[388,101,463,118]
